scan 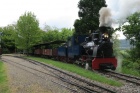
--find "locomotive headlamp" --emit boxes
[103,33,109,38]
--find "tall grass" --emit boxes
[122,67,140,77]
[0,61,9,93]
[27,56,123,87]
[120,50,140,77]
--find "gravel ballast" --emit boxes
[2,55,73,93]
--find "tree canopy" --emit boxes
[74,0,106,35]
[0,25,16,53]
[16,12,42,53]
[42,25,74,43]
[122,12,140,59]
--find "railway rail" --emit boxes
[2,58,86,93]
[96,70,140,86]
[2,58,80,93]
[2,55,116,93]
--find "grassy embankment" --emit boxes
[26,56,123,87]
[120,50,140,77]
[122,58,140,77]
[122,67,140,77]
[0,61,9,93]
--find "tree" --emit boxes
[0,25,16,53]
[60,28,74,40]
[74,0,106,35]
[41,27,74,42]
[43,24,52,32]
[16,12,41,54]
[122,12,140,59]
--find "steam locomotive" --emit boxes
[81,26,117,70]
[33,26,117,70]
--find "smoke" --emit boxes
[106,0,140,24]
[99,0,140,27]
[99,7,112,27]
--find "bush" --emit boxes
[121,49,140,76]
[2,48,10,54]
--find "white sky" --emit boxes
[0,0,126,39]
[0,0,80,28]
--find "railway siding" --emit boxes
[23,56,140,93]
[2,55,117,93]
[95,70,140,93]
[105,70,140,85]
[25,56,122,87]
[22,57,117,93]
[2,55,74,93]
[2,54,140,93]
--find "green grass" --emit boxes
[122,67,140,77]
[26,56,123,87]
[0,61,9,93]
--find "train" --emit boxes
[33,26,117,70]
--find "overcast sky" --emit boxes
[0,0,126,28]
[0,0,80,28]
[0,0,127,39]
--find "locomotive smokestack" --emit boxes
[99,26,109,33]
[99,7,112,27]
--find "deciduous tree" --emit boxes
[74,0,106,35]
[0,25,16,53]
[16,12,41,54]
[122,12,140,59]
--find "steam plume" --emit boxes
[99,7,112,27]
[106,0,140,23]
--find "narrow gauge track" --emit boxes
[1,58,79,93]
[96,70,140,86]
[2,57,98,93]
[6,55,116,93]
[1,56,113,93]
[2,58,98,93]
